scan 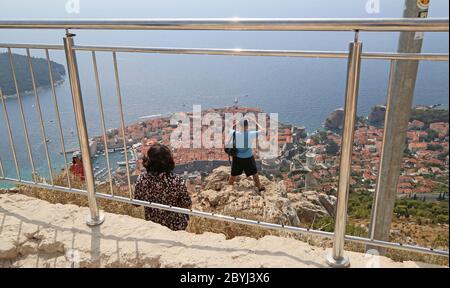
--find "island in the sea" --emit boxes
[0,52,66,97]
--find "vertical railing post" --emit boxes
[326,32,362,268]
[368,0,429,255]
[63,31,105,226]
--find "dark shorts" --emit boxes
[231,156,258,177]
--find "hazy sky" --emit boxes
[0,0,448,52]
[0,0,449,18]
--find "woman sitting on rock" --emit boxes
[135,144,192,231]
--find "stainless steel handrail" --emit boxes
[112,51,133,199]
[6,49,37,183]
[0,43,65,50]
[0,88,20,180]
[74,45,450,61]
[1,43,448,61]
[328,34,363,268]
[63,34,105,226]
[0,18,448,31]
[26,48,54,186]
[45,49,72,189]
[91,51,115,196]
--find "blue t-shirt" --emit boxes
[230,130,259,159]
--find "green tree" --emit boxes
[326,140,340,156]
[437,152,448,161]
[410,109,449,128]
[427,144,444,151]
[394,205,409,217]
[421,129,439,142]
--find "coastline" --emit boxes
[0,78,65,100]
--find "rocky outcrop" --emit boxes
[368,105,387,126]
[193,167,336,225]
[0,239,17,260]
[318,194,337,217]
[324,108,345,131]
[0,192,441,268]
[289,191,335,222]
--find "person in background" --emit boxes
[228,119,266,193]
[134,143,192,231]
[70,151,85,181]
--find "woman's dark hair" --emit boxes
[143,144,175,174]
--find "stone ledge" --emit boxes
[0,193,442,268]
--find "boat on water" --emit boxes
[94,168,106,178]
[117,161,136,166]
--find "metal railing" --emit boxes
[0,18,449,267]
[0,18,448,31]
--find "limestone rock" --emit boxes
[202,190,223,207]
[194,167,336,226]
[0,193,443,268]
[13,228,65,255]
[324,108,344,131]
[18,241,38,256]
[277,182,288,198]
[0,239,17,260]
[368,105,386,126]
[203,166,230,191]
[318,194,337,217]
[292,200,328,223]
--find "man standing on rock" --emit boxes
[227,118,266,193]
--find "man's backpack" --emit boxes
[224,131,238,160]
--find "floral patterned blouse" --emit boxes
[134,172,192,231]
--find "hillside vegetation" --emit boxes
[410,109,449,128]
[0,52,66,96]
